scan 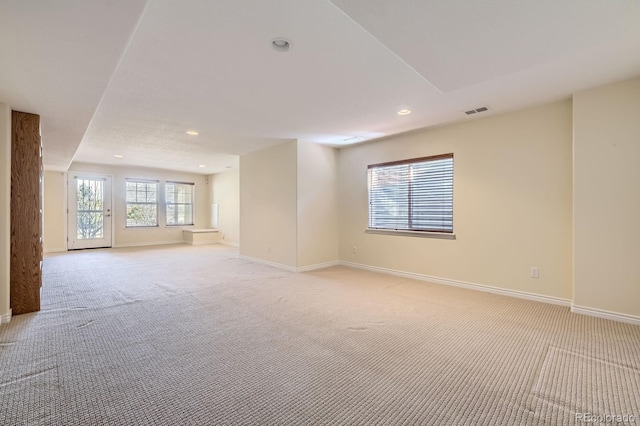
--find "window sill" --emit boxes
[365,228,456,240]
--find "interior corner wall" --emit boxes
[337,100,573,301]
[0,102,11,322]
[240,141,297,268]
[211,168,240,246]
[43,171,67,252]
[296,141,338,268]
[573,76,640,318]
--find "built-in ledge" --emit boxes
[365,228,456,240]
[183,229,220,245]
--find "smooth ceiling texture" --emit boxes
[1,0,640,173]
[0,0,148,170]
[331,0,640,92]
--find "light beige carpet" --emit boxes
[1,244,639,425]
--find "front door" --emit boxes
[67,174,112,249]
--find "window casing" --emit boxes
[368,154,453,233]
[165,182,194,226]
[126,180,159,227]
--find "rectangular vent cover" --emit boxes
[465,106,489,115]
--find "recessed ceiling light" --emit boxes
[397,109,412,116]
[113,154,124,158]
[186,130,199,136]
[225,166,232,169]
[271,38,292,52]
[198,164,206,168]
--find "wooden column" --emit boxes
[10,110,43,315]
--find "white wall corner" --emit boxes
[0,102,12,321]
[340,261,572,308]
[571,305,640,326]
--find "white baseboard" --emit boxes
[240,255,340,273]
[239,255,298,272]
[339,261,571,307]
[1,310,11,325]
[44,248,67,254]
[297,260,340,272]
[112,241,184,248]
[571,305,640,326]
[186,241,220,246]
[219,240,239,247]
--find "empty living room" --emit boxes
[1,1,639,425]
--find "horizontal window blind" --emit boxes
[368,154,453,233]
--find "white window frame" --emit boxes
[367,154,454,237]
[125,179,159,228]
[165,181,195,226]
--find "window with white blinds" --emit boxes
[368,154,453,233]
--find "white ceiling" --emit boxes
[1,0,640,174]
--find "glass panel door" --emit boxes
[67,174,112,249]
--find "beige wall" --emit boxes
[0,102,11,322]
[297,141,338,268]
[338,100,574,300]
[573,77,640,317]
[240,141,298,267]
[43,171,66,252]
[16,76,640,323]
[211,168,240,246]
[45,162,209,248]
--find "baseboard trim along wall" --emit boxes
[239,255,298,272]
[112,241,185,249]
[1,310,11,325]
[47,241,185,252]
[44,248,66,254]
[219,240,240,247]
[340,261,571,307]
[187,241,221,246]
[297,260,340,272]
[239,256,339,273]
[571,305,640,326]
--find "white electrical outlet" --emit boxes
[267,245,271,253]
[531,267,539,278]
[352,246,357,254]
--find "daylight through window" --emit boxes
[368,154,453,233]
[166,182,194,226]
[126,180,159,227]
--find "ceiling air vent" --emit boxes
[465,106,489,115]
